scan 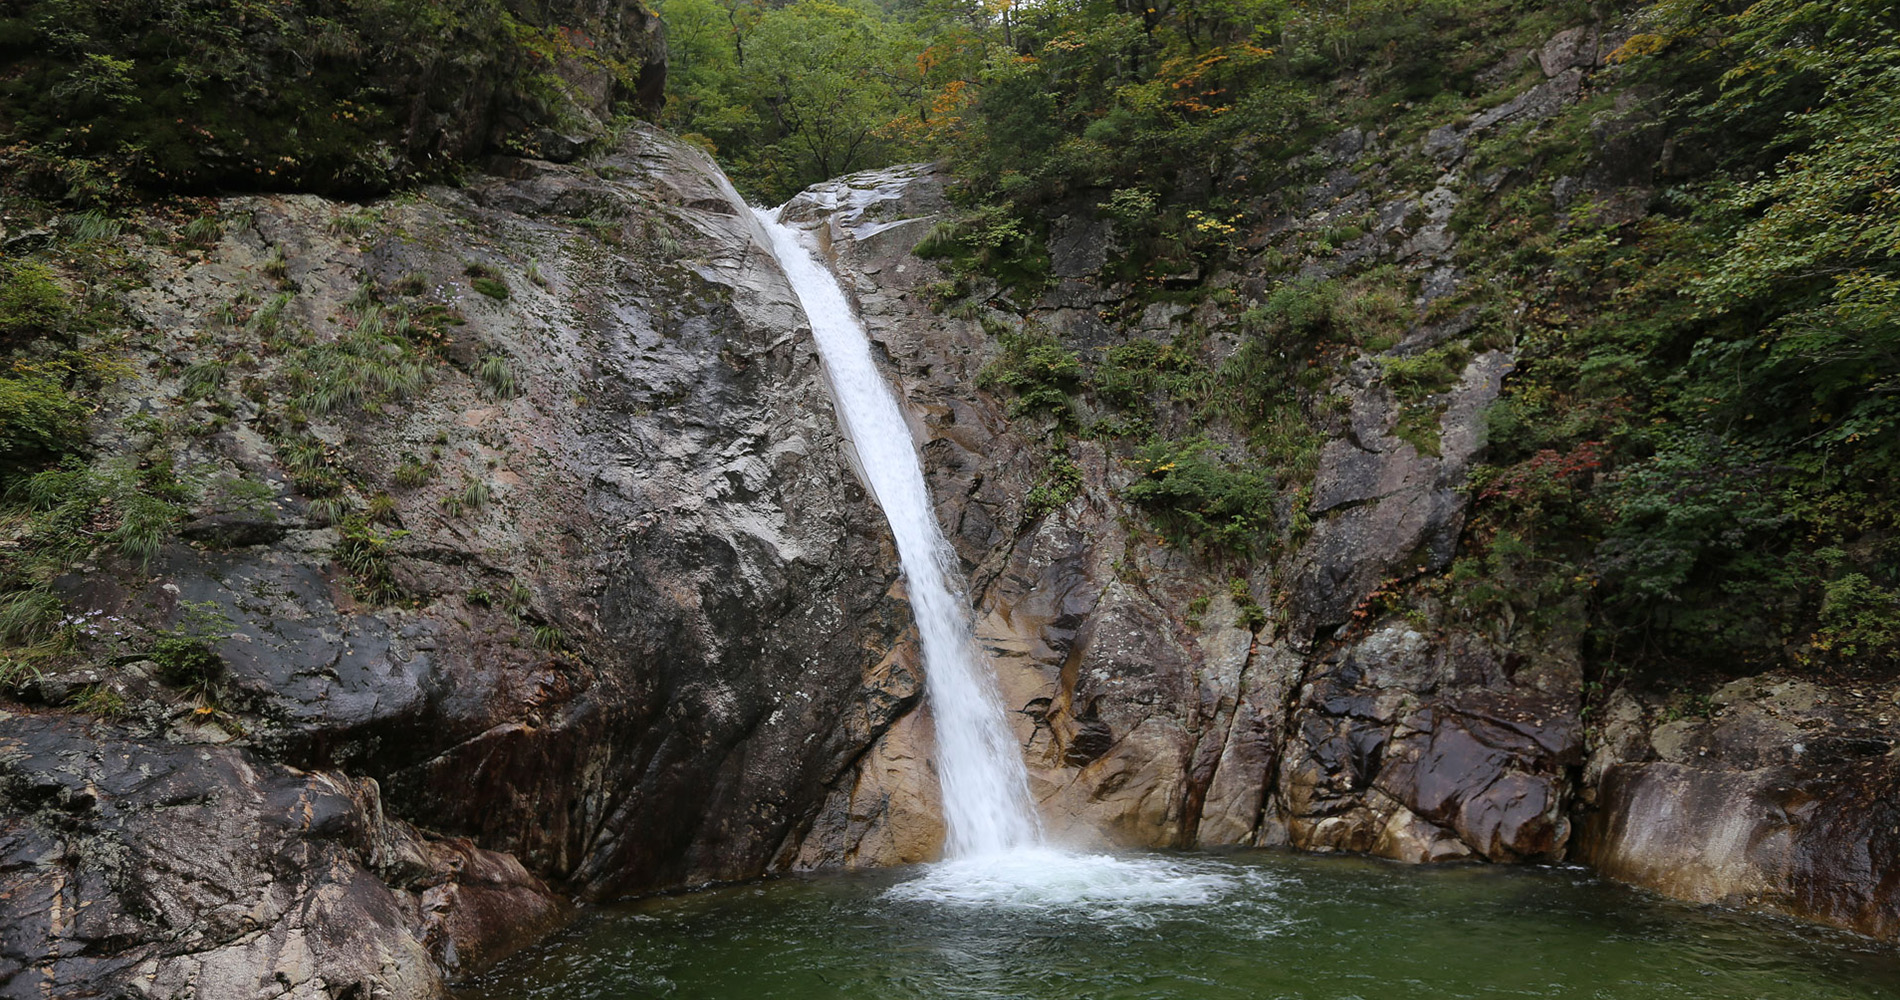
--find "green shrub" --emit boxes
[977,332,1082,421]
[1121,438,1274,554]
[1250,278,1342,341]
[914,204,1051,298]
[1377,342,1471,399]
[1812,574,1900,663]
[334,515,407,605]
[0,261,71,347]
[149,634,222,691]
[0,370,90,472]
[11,460,187,568]
[1022,451,1084,523]
[1093,338,1212,422]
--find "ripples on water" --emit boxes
[463,850,1900,1000]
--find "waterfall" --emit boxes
[753,207,1041,857]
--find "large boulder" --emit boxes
[0,713,565,998]
[1577,676,1900,940]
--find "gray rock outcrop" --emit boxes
[1,123,919,997]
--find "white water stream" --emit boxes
[753,207,1040,857]
[756,202,1219,907]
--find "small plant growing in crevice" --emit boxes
[480,355,517,398]
[365,491,398,524]
[148,601,230,695]
[180,360,227,400]
[1229,578,1267,631]
[531,624,566,652]
[262,246,290,284]
[290,304,426,416]
[329,206,381,238]
[392,456,434,489]
[504,580,535,617]
[180,215,223,250]
[306,495,352,528]
[334,515,408,605]
[67,683,126,717]
[1022,450,1084,524]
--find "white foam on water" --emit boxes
[881,847,1238,916]
[754,206,1040,858]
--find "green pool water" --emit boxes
[462,849,1900,1000]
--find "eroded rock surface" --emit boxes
[0,713,564,999]
[2,124,921,995]
[1577,677,1900,940]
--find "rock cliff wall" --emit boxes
[4,17,1897,999]
[768,19,1898,942]
[1,124,923,998]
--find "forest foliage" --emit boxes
[0,0,662,201]
[652,0,1897,677]
[0,0,1893,687]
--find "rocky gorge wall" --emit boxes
[1,125,929,998]
[3,15,1898,1000]
[770,21,1900,946]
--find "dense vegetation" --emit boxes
[1,0,1894,696]
[653,0,1898,681]
[1452,0,1900,677]
[0,0,662,201]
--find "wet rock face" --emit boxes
[1577,677,1900,940]
[1280,627,1580,862]
[0,713,563,998]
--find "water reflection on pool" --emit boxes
[463,849,1900,1000]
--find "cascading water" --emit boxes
[753,207,1041,858]
[756,200,1226,908]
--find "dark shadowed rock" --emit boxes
[0,713,563,998]
[178,512,286,549]
[1578,674,1900,940]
